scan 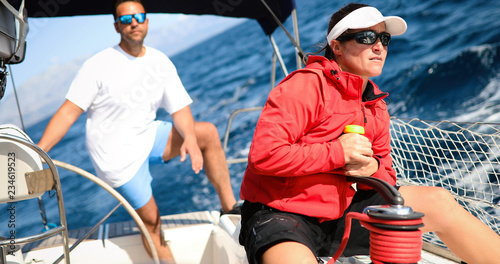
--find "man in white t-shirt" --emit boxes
[37,0,239,263]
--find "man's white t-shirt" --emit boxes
[66,45,192,187]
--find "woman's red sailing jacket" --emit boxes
[240,55,396,222]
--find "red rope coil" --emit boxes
[327,212,423,264]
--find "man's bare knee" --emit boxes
[195,122,218,135]
[141,215,161,231]
[195,122,220,146]
[136,198,162,231]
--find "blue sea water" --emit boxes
[2,0,500,237]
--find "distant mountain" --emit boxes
[147,15,246,57]
[0,57,85,127]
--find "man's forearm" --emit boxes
[38,100,83,152]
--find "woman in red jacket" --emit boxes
[239,3,500,264]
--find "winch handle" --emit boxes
[346,176,404,205]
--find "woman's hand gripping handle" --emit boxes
[339,125,378,177]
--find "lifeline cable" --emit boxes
[327,211,423,264]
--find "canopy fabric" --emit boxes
[25,0,296,35]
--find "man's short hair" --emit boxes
[112,0,145,20]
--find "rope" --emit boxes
[327,212,423,264]
[7,64,26,131]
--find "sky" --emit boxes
[1,13,245,127]
[10,13,245,86]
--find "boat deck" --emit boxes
[19,211,461,264]
[107,211,214,239]
[22,211,214,253]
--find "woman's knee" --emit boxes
[424,186,455,204]
[401,186,459,230]
[402,185,454,204]
[402,186,459,216]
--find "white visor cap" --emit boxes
[326,6,407,45]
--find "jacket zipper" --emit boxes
[362,105,367,123]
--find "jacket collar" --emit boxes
[305,55,388,102]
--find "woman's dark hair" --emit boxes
[318,3,369,60]
[112,0,145,20]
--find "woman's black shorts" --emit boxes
[238,188,398,264]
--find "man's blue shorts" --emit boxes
[114,122,172,209]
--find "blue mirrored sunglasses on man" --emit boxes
[115,13,146,24]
